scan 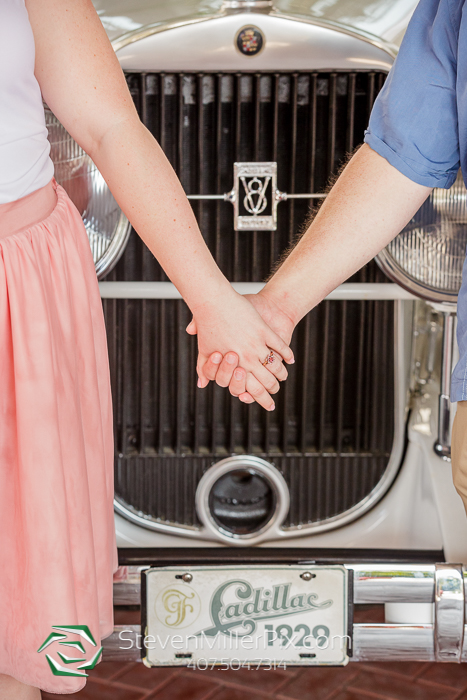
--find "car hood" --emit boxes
[93,0,418,49]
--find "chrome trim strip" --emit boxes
[100,281,418,301]
[278,193,326,200]
[434,563,465,662]
[187,194,226,200]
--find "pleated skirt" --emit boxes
[0,178,118,694]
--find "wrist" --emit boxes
[259,284,304,329]
[188,280,239,316]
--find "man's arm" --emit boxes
[199,143,432,398]
[259,143,432,327]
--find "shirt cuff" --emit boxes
[450,380,466,403]
[364,130,458,189]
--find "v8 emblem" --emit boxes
[241,176,270,216]
[229,162,278,231]
[187,161,323,231]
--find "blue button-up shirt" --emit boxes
[363,0,467,401]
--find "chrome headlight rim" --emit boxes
[376,171,467,305]
[94,212,131,280]
[375,246,460,305]
[44,105,131,280]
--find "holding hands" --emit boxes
[187,289,296,410]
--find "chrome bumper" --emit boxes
[106,562,467,663]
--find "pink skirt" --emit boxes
[0,179,118,694]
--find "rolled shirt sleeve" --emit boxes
[364,0,461,189]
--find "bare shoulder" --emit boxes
[25,0,112,60]
[25,0,138,154]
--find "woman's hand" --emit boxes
[187,290,296,405]
[187,289,295,411]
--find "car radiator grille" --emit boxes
[104,70,395,531]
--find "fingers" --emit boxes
[198,353,284,411]
[231,355,286,405]
[229,367,247,397]
[186,319,197,335]
[199,351,242,391]
[197,342,289,405]
[260,353,288,382]
[214,353,240,388]
[203,352,223,381]
[200,350,286,401]
[196,356,210,389]
[266,333,295,365]
[272,361,288,382]
[245,373,276,411]
[252,363,281,395]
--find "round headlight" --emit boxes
[45,107,131,279]
[376,171,467,303]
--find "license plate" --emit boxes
[142,565,350,668]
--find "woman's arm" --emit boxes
[26,0,294,410]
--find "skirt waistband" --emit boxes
[0,179,58,239]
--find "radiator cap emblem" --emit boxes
[236,26,264,56]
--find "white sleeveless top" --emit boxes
[0,0,54,204]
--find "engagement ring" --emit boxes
[262,351,275,367]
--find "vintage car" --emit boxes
[45,0,467,667]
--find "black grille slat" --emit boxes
[107,69,396,531]
[336,301,347,454]
[347,73,356,153]
[287,74,298,245]
[157,301,166,451]
[355,301,365,453]
[319,303,330,452]
[328,73,337,173]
